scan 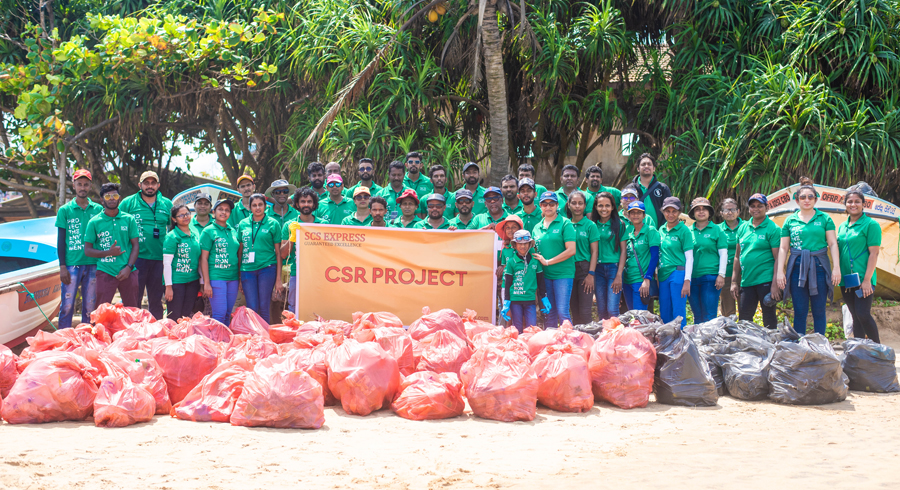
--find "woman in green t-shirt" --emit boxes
[238,193,283,324]
[688,197,727,324]
[200,200,242,325]
[622,201,660,312]
[532,192,576,328]
[565,191,599,325]
[717,198,742,317]
[163,205,202,320]
[658,197,693,327]
[591,192,626,320]
[775,177,842,336]
[838,188,882,342]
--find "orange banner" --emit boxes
[294,224,497,325]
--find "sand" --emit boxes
[2,335,899,489]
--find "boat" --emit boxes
[0,217,63,346]
[172,183,242,211]
[766,184,900,299]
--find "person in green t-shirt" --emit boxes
[591,191,627,320]
[307,162,328,201]
[731,193,782,329]
[495,214,525,303]
[316,175,355,225]
[564,190,599,325]
[163,205,202,320]
[368,196,389,228]
[201,199,242,325]
[838,189,883,342]
[189,192,214,237]
[389,190,422,228]
[630,153,672,230]
[377,160,412,221]
[456,162,487,216]
[622,201,660,312]
[515,178,542,233]
[280,188,326,312]
[500,175,522,215]
[584,165,622,211]
[427,165,456,219]
[84,183,141,308]
[414,193,451,229]
[516,163,549,198]
[620,185,653,233]
[775,179,842,336]
[344,158,383,199]
[657,197,693,327]
[237,194,283,324]
[265,179,300,230]
[403,151,433,218]
[469,187,508,229]
[717,198,742,318]
[687,197,727,324]
[342,186,374,226]
[227,173,256,230]
[501,230,550,332]
[55,169,103,329]
[448,189,475,230]
[532,192,576,328]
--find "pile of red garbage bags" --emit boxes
[0,303,663,427]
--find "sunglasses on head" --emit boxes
[327,182,342,188]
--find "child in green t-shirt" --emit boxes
[501,230,551,332]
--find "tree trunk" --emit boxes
[481,5,510,186]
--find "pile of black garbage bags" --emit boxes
[574,312,899,407]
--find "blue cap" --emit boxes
[627,201,646,212]
[484,186,502,197]
[748,193,768,206]
[455,188,474,200]
[539,191,558,203]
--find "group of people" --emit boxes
[55,153,884,345]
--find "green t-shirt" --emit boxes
[719,219,743,278]
[55,198,103,266]
[341,213,373,226]
[414,219,451,230]
[690,222,727,278]
[84,211,140,277]
[571,217,600,263]
[736,218,781,287]
[838,213,882,287]
[189,216,214,238]
[624,224,661,284]
[504,253,544,302]
[448,215,474,230]
[622,211,655,235]
[388,216,422,228]
[455,186,487,216]
[637,182,661,229]
[200,222,241,281]
[282,217,327,277]
[404,173,433,215]
[503,199,523,215]
[163,227,201,284]
[585,186,623,210]
[316,196,355,225]
[533,214,577,280]
[555,189,594,218]
[499,244,516,267]
[595,218,625,264]
[266,206,301,231]
[237,216,281,271]
[376,185,413,221]
[780,209,835,251]
[470,210,509,230]
[344,182,383,199]
[119,193,173,260]
[658,222,693,282]
[515,207,542,234]
[227,199,253,230]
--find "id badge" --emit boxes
[247,252,256,264]
[153,228,160,239]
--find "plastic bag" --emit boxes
[416,330,473,375]
[2,352,100,424]
[526,322,593,362]
[275,348,335,406]
[573,321,604,339]
[113,320,170,342]
[147,334,219,404]
[93,375,156,427]
[101,350,171,415]
[408,307,466,341]
[326,337,400,416]
[172,358,253,422]
[460,347,538,422]
[353,311,404,333]
[90,302,155,334]
[171,313,233,343]
[717,335,774,401]
[462,309,495,340]
[519,326,543,344]
[653,324,718,407]
[841,339,900,393]
[472,326,530,359]
[0,344,17,398]
[768,334,848,405]
[229,306,270,339]
[588,325,656,409]
[391,371,465,421]
[368,327,415,376]
[309,318,353,336]
[617,310,662,326]
[230,354,325,429]
[220,334,278,363]
[531,344,593,412]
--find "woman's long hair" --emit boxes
[592,192,622,252]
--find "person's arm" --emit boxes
[116,237,139,281]
[84,241,122,258]
[826,229,841,285]
[716,248,727,289]
[775,236,790,290]
[770,247,782,300]
[640,245,660,298]
[536,270,547,298]
[163,254,174,286]
[731,243,742,300]
[861,246,879,297]
[57,228,70,285]
[201,250,212,297]
[613,241,626,294]
[273,236,284,293]
[583,241,598,293]
[547,241,576,265]
[504,273,513,299]
[682,250,693,297]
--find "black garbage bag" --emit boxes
[768,334,848,405]
[684,317,732,346]
[699,343,729,396]
[617,310,662,326]
[720,320,771,343]
[716,334,775,400]
[653,323,718,406]
[841,339,900,393]
[770,320,801,343]
[633,322,663,347]
[573,321,604,338]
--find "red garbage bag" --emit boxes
[25,330,68,353]
[171,312,233,343]
[308,318,353,336]
[416,330,473,375]
[113,320,170,342]
[90,302,155,334]
[372,327,415,376]
[230,354,325,429]
[106,336,144,353]
[531,344,593,412]
[147,335,219,404]
[408,307,466,341]
[229,306,270,339]
[391,371,465,421]
[1,344,18,398]
[352,311,404,333]
[277,348,335,406]
[519,326,542,344]
[326,336,400,416]
[1,352,100,424]
[463,309,494,340]
[460,347,538,422]
[221,334,278,363]
[527,322,594,361]
[101,350,171,414]
[172,358,252,422]
[588,325,656,409]
[267,310,311,344]
[93,375,156,427]
[473,327,530,359]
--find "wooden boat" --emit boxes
[172,183,242,211]
[766,184,900,299]
[0,217,62,346]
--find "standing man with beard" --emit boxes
[501,175,522,214]
[414,194,451,229]
[555,165,593,213]
[516,163,549,197]
[344,158,382,198]
[189,192,214,237]
[457,162,487,216]
[376,160,412,221]
[307,161,327,201]
[403,151,433,216]
[227,174,256,229]
[84,183,141,307]
[120,171,172,318]
[316,175,355,225]
[515,178,542,233]
[281,187,327,313]
[584,165,621,209]
[265,179,299,230]
[56,169,103,329]
[448,189,475,230]
[428,165,456,219]
[631,153,671,229]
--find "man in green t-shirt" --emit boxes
[227,174,256,229]
[377,160,411,221]
[470,187,508,229]
[306,162,328,201]
[501,175,522,214]
[427,165,456,219]
[584,165,622,211]
[448,189,475,230]
[515,178,541,233]
[414,193,451,229]
[280,187,326,312]
[316,175,355,225]
[84,183,141,307]
[265,179,300,230]
[630,153,672,229]
[403,151,433,218]
[344,158,383,198]
[119,170,173,318]
[55,169,103,329]
[516,163,549,197]
[456,162,487,216]
[189,192,214,237]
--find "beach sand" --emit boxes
[1,333,898,489]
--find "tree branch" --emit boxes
[434,95,490,117]
[65,116,121,147]
[0,176,57,194]
[0,163,64,184]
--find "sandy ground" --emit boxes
[2,335,899,489]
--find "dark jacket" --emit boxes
[631,175,672,226]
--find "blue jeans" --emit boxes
[595,263,621,320]
[790,257,828,336]
[287,276,297,313]
[58,265,96,329]
[210,280,239,325]
[623,282,649,311]
[510,302,537,333]
[240,264,277,323]
[689,274,720,324]
[543,277,573,328]
[659,270,687,328]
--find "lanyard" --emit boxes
[141,197,158,228]
[250,219,264,248]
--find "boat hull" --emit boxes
[0,266,62,346]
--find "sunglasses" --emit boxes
[327,182,342,188]
[622,195,637,200]
[426,203,445,209]
[272,189,289,195]
[408,160,421,165]
[513,236,532,243]
[359,167,373,172]
[103,193,120,200]
[797,195,816,201]
[354,195,370,200]
[721,208,738,214]
[484,196,501,202]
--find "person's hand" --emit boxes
[107,240,123,257]
[860,282,874,298]
[204,283,213,298]
[501,300,511,321]
[831,269,842,287]
[448,225,458,231]
[534,253,549,267]
[59,266,71,286]
[496,265,504,279]
[681,280,690,298]
[116,265,131,282]
[639,278,650,298]
[165,285,173,302]
[730,281,740,301]
[274,280,284,295]
[776,271,786,290]
[770,283,782,302]
[582,274,595,294]
[611,274,623,294]
[715,275,725,290]
[540,297,551,314]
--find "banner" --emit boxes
[294,224,497,325]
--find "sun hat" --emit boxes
[689,197,715,218]
[495,215,524,241]
[512,229,533,243]
[265,179,297,198]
